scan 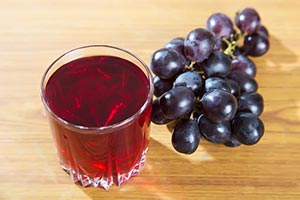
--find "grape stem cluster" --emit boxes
[222,31,242,57]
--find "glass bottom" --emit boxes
[60,148,148,190]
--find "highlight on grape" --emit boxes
[150,7,269,154]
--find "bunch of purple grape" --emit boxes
[150,8,269,154]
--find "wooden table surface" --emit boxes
[1,0,300,199]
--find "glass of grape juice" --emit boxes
[41,45,154,190]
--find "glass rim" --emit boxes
[41,44,154,133]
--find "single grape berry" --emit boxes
[172,119,201,154]
[184,28,215,62]
[153,76,173,97]
[224,134,241,147]
[232,112,264,145]
[165,37,186,52]
[227,71,258,94]
[201,51,232,78]
[237,92,264,116]
[213,36,222,51]
[231,54,257,77]
[224,78,240,97]
[150,48,185,79]
[243,33,270,57]
[206,13,234,39]
[233,46,246,57]
[198,115,231,144]
[173,71,203,95]
[235,7,261,34]
[151,99,173,125]
[159,86,195,120]
[201,89,238,122]
[165,37,191,66]
[205,77,231,93]
[257,25,269,38]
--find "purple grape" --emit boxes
[224,78,240,97]
[201,51,232,78]
[173,71,203,95]
[165,37,185,52]
[235,7,261,34]
[198,115,231,144]
[172,119,201,154]
[232,112,264,145]
[159,86,195,120]
[237,92,264,116]
[165,37,191,66]
[205,77,231,93]
[233,46,246,56]
[206,13,234,39]
[201,89,238,122]
[213,36,223,51]
[151,99,172,124]
[184,28,215,62]
[227,71,258,94]
[224,134,241,147]
[257,25,269,37]
[243,33,270,57]
[153,76,173,97]
[231,54,257,77]
[150,48,185,79]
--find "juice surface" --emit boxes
[45,55,150,127]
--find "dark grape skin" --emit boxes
[201,51,232,78]
[233,46,246,57]
[238,92,264,116]
[231,54,257,77]
[224,134,241,147]
[150,48,185,80]
[153,76,173,97]
[232,112,264,145]
[151,99,173,125]
[165,37,191,66]
[172,119,201,154]
[227,71,258,94]
[243,33,270,57]
[235,7,261,34]
[206,13,234,39]
[213,36,222,51]
[201,89,238,123]
[165,37,186,53]
[198,115,231,144]
[224,78,240,97]
[257,25,269,38]
[205,77,231,93]
[173,71,203,95]
[159,86,195,120]
[184,28,215,62]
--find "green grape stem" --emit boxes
[223,30,244,58]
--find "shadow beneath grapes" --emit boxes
[254,34,300,129]
[258,34,298,69]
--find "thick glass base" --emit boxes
[60,148,148,190]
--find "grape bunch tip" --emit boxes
[150,7,269,154]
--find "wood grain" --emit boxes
[1,0,300,199]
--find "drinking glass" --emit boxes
[41,45,154,190]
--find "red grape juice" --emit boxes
[44,55,152,189]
